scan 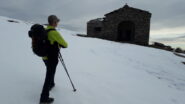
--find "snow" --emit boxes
[0,16,185,104]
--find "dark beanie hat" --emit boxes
[48,15,60,24]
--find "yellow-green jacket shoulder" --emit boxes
[46,25,68,48]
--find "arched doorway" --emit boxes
[117,21,135,42]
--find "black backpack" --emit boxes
[28,24,55,57]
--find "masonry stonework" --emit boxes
[87,4,152,45]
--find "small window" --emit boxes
[94,27,102,32]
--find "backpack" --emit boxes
[28,24,55,57]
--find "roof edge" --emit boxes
[105,4,151,16]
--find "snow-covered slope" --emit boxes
[0,16,185,104]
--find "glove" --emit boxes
[59,44,67,48]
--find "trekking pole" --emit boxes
[58,52,77,92]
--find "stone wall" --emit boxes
[87,5,152,45]
[87,18,103,38]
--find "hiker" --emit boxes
[40,15,68,104]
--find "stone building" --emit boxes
[87,4,152,45]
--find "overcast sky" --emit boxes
[0,0,185,37]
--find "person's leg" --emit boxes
[48,48,59,87]
[49,58,58,89]
[40,60,55,102]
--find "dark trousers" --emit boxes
[41,58,58,100]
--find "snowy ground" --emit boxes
[0,16,185,104]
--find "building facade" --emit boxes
[87,4,152,45]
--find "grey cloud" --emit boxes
[0,0,185,33]
[151,33,185,42]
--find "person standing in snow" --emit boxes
[40,15,68,104]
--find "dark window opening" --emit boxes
[94,27,102,32]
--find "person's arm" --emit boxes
[51,31,68,48]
